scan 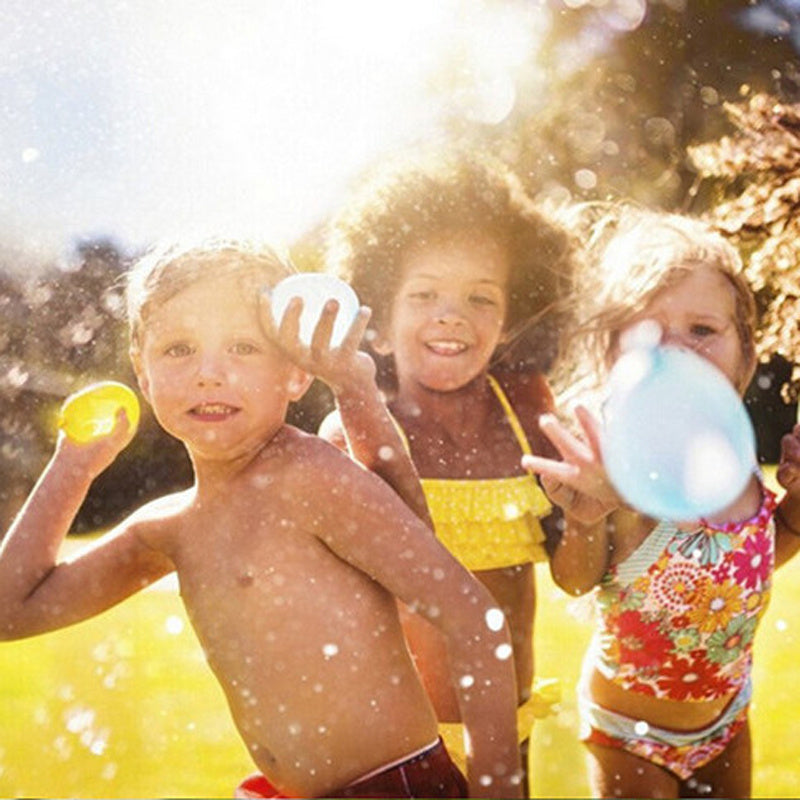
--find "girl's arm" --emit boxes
[522,406,620,593]
[260,294,433,526]
[774,424,800,567]
[0,418,173,639]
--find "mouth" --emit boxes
[189,402,241,420]
[425,340,468,356]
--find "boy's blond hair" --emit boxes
[126,238,295,353]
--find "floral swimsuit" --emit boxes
[580,485,777,778]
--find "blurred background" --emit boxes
[2,0,800,533]
[2,2,800,797]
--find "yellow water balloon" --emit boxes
[58,381,141,443]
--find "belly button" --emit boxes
[237,569,255,587]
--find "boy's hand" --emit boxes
[522,405,620,526]
[259,293,375,394]
[55,407,134,480]
[777,424,800,496]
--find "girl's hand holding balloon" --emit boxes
[522,405,621,526]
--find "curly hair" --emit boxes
[325,147,579,375]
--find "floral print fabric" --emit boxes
[593,488,776,702]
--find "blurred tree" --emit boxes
[496,0,800,208]
[689,93,800,395]
[0,239,194,533]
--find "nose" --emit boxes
[661,326,692,351]
[196,353,225,387]
[433,295,466,326]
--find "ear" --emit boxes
[130,347,152,403]
[286,365,314,401]
[369,328,394,357]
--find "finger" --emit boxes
[258,291,280,337]
[521,453,580,483]
[339,306,371,351]
[309,299,337,354]
[112,407,136,447]
[538,413,594,464]
[780,429,800,458]
[278,296,304,344]
[575,404,605,459]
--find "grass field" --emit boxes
[1,511,799,797]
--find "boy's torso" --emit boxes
[137,430,438,795]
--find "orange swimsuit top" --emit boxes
[395,375,551,571]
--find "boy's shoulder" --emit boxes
[317,410,347,450]
[264,424,356,477]
[124,488,195,535]
[129,488,195,522]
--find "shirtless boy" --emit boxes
[0,240,521,798]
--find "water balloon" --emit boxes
[270,273,360,347]
[601,343,756,521]
[58,381,141,443]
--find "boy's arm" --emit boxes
[310,448,522,798]
[0,421,173,639]
[260,294,433,525]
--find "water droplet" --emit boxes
[494,643,512,660]
[165,615,184,635]
[485,607,504,632]
[322,643,339,658]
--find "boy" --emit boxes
[0,240,522,798]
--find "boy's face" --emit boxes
[132,273,309,461]
[377,231,509,393]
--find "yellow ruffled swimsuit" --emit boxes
[394,375,560,776]
[404,374,552,569]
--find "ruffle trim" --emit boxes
[421,474,551,523]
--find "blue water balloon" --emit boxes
[601,342,757,521]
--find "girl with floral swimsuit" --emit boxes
[523,206,800,799]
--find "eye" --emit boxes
[165,342,193,357]
[690,323,717,337]
[407,289,435,301]
[231,341,259,355]
[469,293,498,306]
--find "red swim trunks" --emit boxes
[235,738,467,798]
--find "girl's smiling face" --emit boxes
[615,265,756,394]
[378,231,510,395]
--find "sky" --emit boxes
[0,0,549,265]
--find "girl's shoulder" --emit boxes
[492,369,557,457]
[492,369,555,414]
